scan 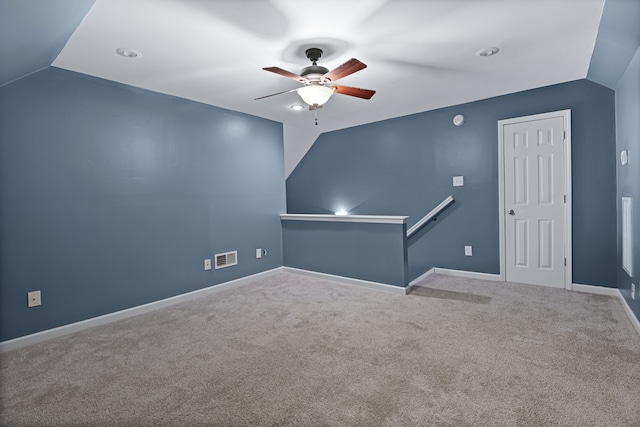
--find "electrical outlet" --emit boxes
[256,248,262,259]
[465,246,473,256]
[453,176,464,187]
[204,259,212,270]
[27,290,41,307]
[632,283,636,300]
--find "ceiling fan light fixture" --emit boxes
[297,85,334,107]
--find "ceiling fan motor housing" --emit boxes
[301,48,328,78]
[300,65,329,78]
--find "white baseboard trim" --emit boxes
[282,267,408,295]
[0,268,283,353]
[408,268,436,287]
[432,267,503,282]
[408,267,502,291]
[7,266,637,351]
[617,290,640,337]
[571,283,619,296]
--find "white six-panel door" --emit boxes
[501,112,569,288]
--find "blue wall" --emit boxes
[287,79,617,287]
[282,219,408,287]
[0,67,286,341]
[616,46,640,320]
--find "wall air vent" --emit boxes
[215,250,237,269]
[622,197,633,276]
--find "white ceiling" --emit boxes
[52,0,605,174]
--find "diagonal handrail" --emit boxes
[406,196,455,238]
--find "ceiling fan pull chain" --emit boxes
[314,108,318,126]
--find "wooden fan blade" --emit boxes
[263,67,305,82]
[324,58,367,82]
[332,85,376,100]
[255,88,298,100]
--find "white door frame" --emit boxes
[498,109,573,290]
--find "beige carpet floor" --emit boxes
[1,272,640,426]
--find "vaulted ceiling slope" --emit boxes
[0,0,637,133]
[0,0,95,87]
[587,0,640,89]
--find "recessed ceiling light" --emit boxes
[116,47,142,58]
[290,104,305,111]
[475,47,499,57]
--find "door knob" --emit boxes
[508,209,515,216]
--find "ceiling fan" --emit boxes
[256,48,376,111]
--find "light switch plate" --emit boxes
[453,176,464,187]
[256,248,262,259]
[204,259,212,270]
[465,246,472,256]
